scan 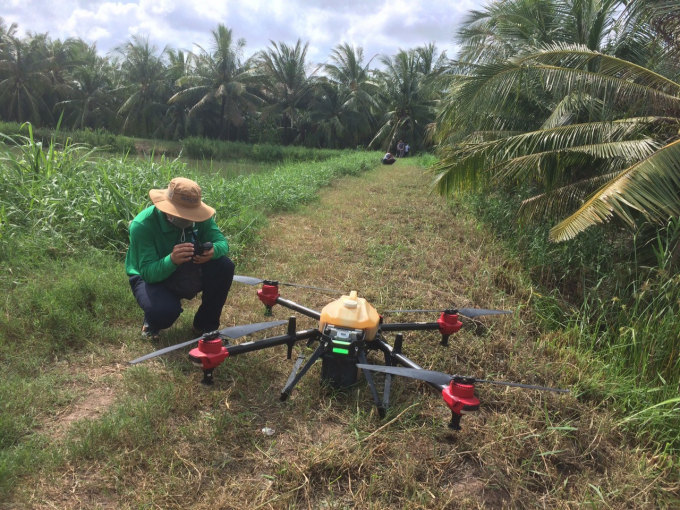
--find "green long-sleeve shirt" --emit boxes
[125,205,229,283]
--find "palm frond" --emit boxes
[518,170,624,221]
[550,139,680,241]
[431,118,660,194]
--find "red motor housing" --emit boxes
[257,284,280,308]
[437,312,463,336]
[188,338,229,369]
[442,380,480,416]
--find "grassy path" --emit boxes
[222,161,672,508]
[7,161,675,509]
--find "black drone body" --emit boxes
[130,276,567,430]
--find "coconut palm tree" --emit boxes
[162,48,194,139]
[114,35,170,137]
[256,39,319,145]
[323,43,380,147]
[307,81,364,148]
[431,0,680,242]
[432,43,680,241]
[0,27,56,125]
[168,25,260,140]
[370,49,438,151]
[54,45,116,131]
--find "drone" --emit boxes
[129,276,568,430]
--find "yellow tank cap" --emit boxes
[344,291,359,309]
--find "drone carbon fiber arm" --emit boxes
[379,312,462,346]
[254,282,322,320]
[273,296,321,320]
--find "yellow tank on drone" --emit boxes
[319,291,381,340]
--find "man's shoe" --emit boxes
[141,322,160,341]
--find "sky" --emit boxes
[2,0,483,66]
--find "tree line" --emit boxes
[0,20,448,152]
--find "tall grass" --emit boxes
[0,121,350,163]
[0,120,137,155]
[182,136,344,164]
[457,186,680,453]
[0,130,379,257]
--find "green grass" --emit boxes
[182,136,344,163]
[0,145,677,508]
[0,129,379,257]
[0,121,350,164]
[0,120,137,155]
[453,184,680,455]
[0,134,383,504]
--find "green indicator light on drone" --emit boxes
[332,348,350,355]
[333,340,351,346]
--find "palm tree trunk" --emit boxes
[219,97,226,139]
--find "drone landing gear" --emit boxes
[279,344,386,417]
[448,412,462,431]
[280,342,326,401]
[201,368,215,385]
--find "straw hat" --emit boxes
[149,177,215,222]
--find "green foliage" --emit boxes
[370,48,440,152]
[0,121,137,154]
[0,19,453,150]
[430,0,680,452]
[0,146,380,501]
[0,244,134,497]
[0,133,378,256]
[182,136,344,163]
[460,185,680,452]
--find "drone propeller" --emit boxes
[356,365,569,393]
[383,307,512,318]
[233,275,343,294]
[129,320,288,365]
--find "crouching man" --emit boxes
[125,177,235,340]
[382,152,396,165]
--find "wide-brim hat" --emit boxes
[149,177,215,222]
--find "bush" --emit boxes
[0,121,136,155]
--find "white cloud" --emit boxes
[86,26,111,41]
[6,0,483,61]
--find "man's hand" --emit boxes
[171,243,195,265]
[193,246,214,264]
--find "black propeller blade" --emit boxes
[233,275,343,294]
[356,365,569,393]
[129,320,288,365]
[357,364,451,386]
[383,308,512,318]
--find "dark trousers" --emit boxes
[129,256,235,332]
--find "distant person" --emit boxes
[125,177,235,340]
[404,143,410,157]
[382,152,396,165]
[397,140,405,158]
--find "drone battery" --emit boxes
[321,355,359,388]
[321,326,365,388]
